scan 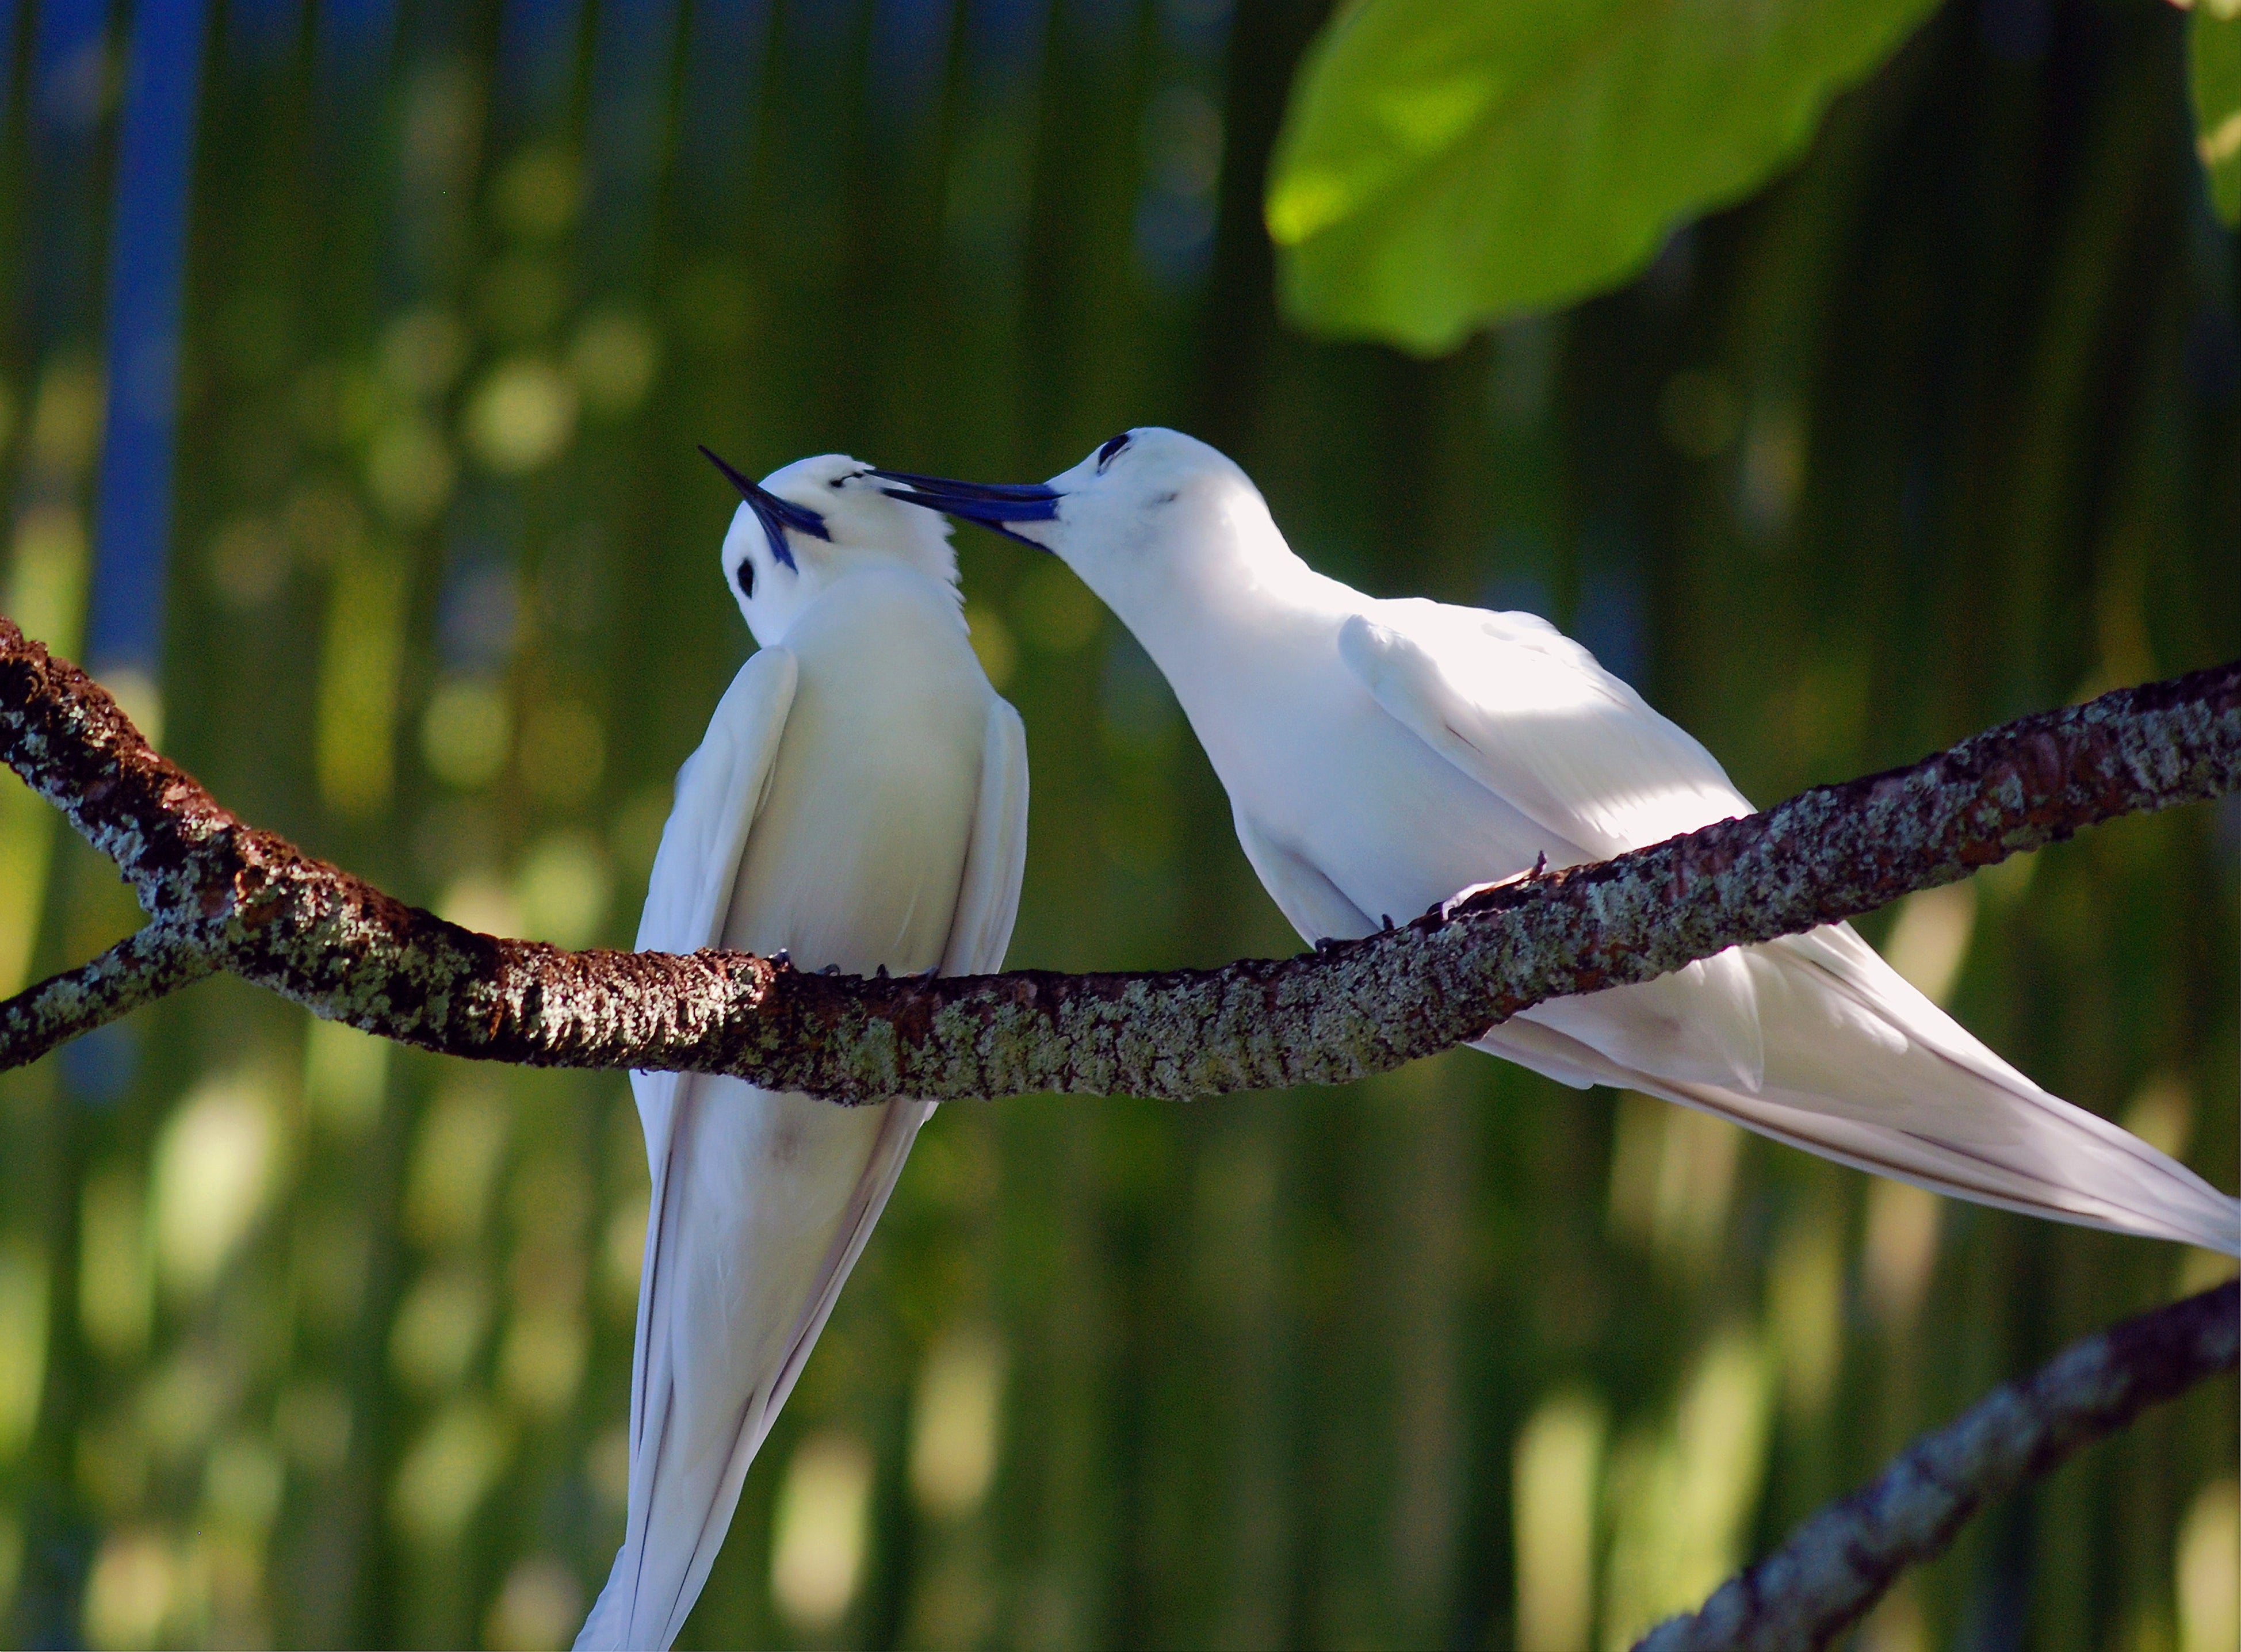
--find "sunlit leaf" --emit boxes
[2193,0,2241,226]
[1266,0,1942,353]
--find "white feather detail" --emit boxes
[579,569,1030,1652]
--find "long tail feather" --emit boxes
[1478,924,2241,1259]
[575,1081,931,1652]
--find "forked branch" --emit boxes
[3,615,2238,1102]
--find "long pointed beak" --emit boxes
[870,468,1062,546]
[700,445,829,571]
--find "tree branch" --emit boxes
[1636,1280,2240,1651]
[2,613,2238,1100]
[0,922,220,1065]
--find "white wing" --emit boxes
[1337,600,1750,862]
[1233,804,1375,943]
[634,648,800,956]
[580,650,796,1652]
[1338,603,2241,1255]
[941,697,1032,977]
[1337,599,1765,1091]
[1473,919,2241,1255]
[622,647,797,1432]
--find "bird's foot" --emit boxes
[1440,853,1558,920]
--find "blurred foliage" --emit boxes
[0,0,2236,1649]
[1274,0,2241,347]
[2196,1,2241,223]
[1265,0,1943,350]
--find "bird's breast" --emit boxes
[722,573,992,974]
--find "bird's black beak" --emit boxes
[701,445,829,571]
[870,469,1062,548]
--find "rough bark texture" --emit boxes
[1634,1281,2241,1651]
[3,616,2239,1102]
[0,922,218,1065]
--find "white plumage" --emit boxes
[576,453,1029,1651]
[885,427,2241,1259]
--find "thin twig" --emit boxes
[1635,1282,2241,1651]
[2,615,2239,1102]
[0,923,220,1066]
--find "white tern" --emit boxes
[576,449,1030,1651]
[879,428,2241,1258]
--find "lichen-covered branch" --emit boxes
[1635,1280,2240,1651]
[0,923,219,1066]
[3,613,2239,1101]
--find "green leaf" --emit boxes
[2192,0,2241,227]
[1266,0,1942,354]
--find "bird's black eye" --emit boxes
[1096,431,1131,470]
[733,560,755,599]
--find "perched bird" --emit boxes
[577,450,1030,1651]
[881,428,2241,1257]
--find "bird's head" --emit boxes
[874,428,1282,630]
[703,448,960,645]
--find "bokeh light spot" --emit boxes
[151,1075,284,1303]
[569,308,661,418]
[771,1431,875,1632]
[422,676,513,790]
[485,1556,584,1652]
[465,358,578,474]
[909,1328,1005,1517]
[514,832,614,949]
[391,1401,511,1547]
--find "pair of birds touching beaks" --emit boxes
[577,428,2241,1652]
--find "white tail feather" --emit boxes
[1480,926,2241,1260]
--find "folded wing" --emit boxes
[1338,598,2241,1257]
[941,699,1032,978]
[626,648,801,1191]
[1337,601,1750,861]
[1339,601,1765,1092]
[580,651,802,1652]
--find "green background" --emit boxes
[0,0,2237,1647]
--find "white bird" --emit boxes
[576,449,1030,1651]
[880,428,2241,1258]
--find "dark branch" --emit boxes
[1636,1281,2240,1651]
[3,614,2239,1102]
